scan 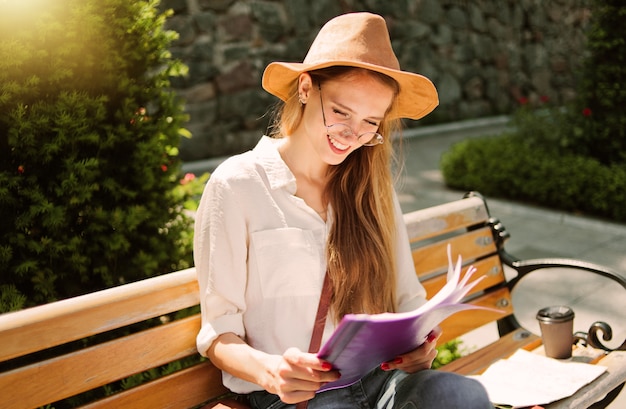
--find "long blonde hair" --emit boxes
[268,66,402,322]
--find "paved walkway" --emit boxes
[183,116,626,406]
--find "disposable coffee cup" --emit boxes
[536,305,575,359]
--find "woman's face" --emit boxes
[297,72,394,166]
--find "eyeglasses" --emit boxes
[318,85,384,147]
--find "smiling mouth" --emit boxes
[328,134,350,151]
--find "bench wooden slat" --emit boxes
[439,328,541,375]
[0,268,199,362]
[438,287,513,345]
[403,195,488,242]
[0,315,200,409]
[79,362,228,409]
[412,226,497,278]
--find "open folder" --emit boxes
[317,244,491,391]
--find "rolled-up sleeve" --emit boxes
[194,173,249,356]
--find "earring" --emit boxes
[298,94,306,105]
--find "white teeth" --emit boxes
[328,135,349,150]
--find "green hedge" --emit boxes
[441,134,626,222]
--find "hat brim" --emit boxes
[262,61,439,120]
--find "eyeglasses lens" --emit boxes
[327,123,382,147]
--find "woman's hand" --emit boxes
[380,326,442,373]
[208,334,340,404]
[262,347,341,404]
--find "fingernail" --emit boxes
[426,331,437,343]
[393,357,403,364]
[380,363,390,371]
[322,362,333,371]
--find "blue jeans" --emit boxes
[247,368,492,408]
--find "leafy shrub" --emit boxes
[432,339,465,369]
[567,0,626,165]
[441,134,626,222]
[0,0,193,311]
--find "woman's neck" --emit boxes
[278,135,328,185]
[278,136,329,219]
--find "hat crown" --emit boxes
[261,12,438,120]
[303,13,400,70]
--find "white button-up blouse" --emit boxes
[194,136,427,393]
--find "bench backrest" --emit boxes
[405,194,512,344]
[0,194,511,408]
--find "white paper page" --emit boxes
[470,349,607,408]
[410,244,484,316]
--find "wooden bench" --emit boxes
[1,192,624,409]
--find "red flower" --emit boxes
[582,107,592,117]
[130,107,148,125]
[180,172,196,185]
[161,164,168,172]
[518,97,529,105]
[17,165,25,174]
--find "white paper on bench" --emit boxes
[469,349,607,408]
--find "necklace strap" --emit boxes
[308,272,333,353]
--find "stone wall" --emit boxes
[160,0,591,161]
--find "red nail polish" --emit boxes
[427,332,437,343]
[380,362,390,371]
[322,362,333,371]
[393,357,403,364]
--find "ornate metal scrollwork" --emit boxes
[573,321,626,352]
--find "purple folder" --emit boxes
[317,245,488,391]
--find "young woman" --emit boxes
[194,12,492,408]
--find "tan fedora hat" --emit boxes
[262,12,438,120]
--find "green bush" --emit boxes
[567,0,626,165]
[441,134,626,222]
[432,339,465,369]
[0,0,193,311]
